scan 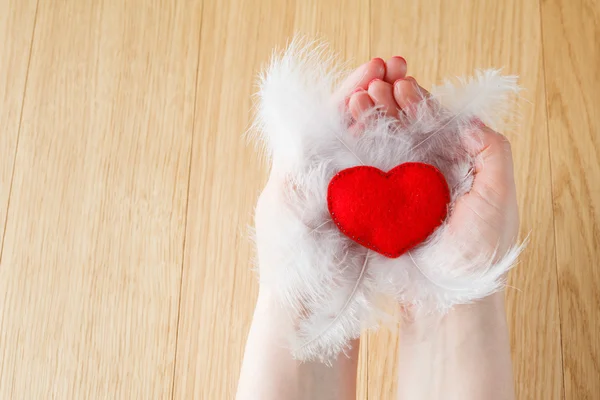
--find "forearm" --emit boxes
[397,293,514,400]
[236,289,359,400]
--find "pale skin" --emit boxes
[237,57,518,400]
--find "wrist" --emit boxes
[238,287,360,400]
[400,292,507,340]
[396,292,514,400]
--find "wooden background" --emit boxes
[0,0,598,398]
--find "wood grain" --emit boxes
[0,0,201,397]
[0,0,37,256]
[171,1,293,398]
[369,1,564,398]
[540,0,600,398]
[172,0,372,398]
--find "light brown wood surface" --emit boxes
[0,0,597,399]
[540,0,600,398]
[0,0,37,260]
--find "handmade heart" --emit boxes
[327,163,450,258]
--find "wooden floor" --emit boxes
[0,0,598,398]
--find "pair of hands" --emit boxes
[240,53,519,400]
[256,56,519,301]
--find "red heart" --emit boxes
[327,163,450,258]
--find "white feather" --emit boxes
[251,38,525,363]
[432,69,521,130]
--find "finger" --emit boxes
[468,125,514,172]
[384,56,407,84]
[467,125,516,201]
[393,76,431,117]
[349,89,375,121]
[367,79,398,117]
[335,58,386,99]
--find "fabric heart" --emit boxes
[327,163,450,258]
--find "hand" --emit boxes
[450,122,520,258]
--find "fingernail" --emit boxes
[368,78,382,87]
[392,56,407,64]
[393,78,406,87]
[371,58,386,75]
[345,88,363,106]
[403,76,420,90]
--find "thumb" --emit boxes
[465,123,516,203]
[448,123,520,255]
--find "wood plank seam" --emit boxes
[537,0,569,398]
[170,2,206,399]
[0,0,39,266]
